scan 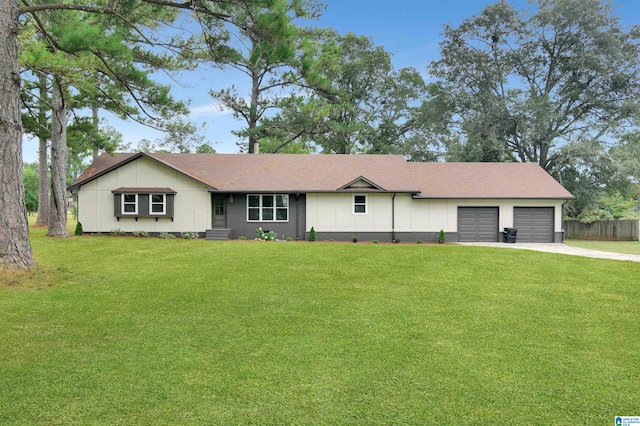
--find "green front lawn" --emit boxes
[1,227,639,424]
[566,239,640,255]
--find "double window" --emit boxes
[247,194,288,222]
[122,193,166,215]
[354,195,367,214]
[113,188,175,219]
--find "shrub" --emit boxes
[255,228,277,241]
[181,232,199,240]
[238,236,247,240]
[286,237,293,241]
[158,232,176,239]
[438,229,446,244]
[416,240,422,244]
[308,227,317,242]
[133,230,149,238]
[110,228,126,237]
[352,235,358,243]
[393,238,400,244]
[372,240,379,244]
[92,232,102,236]
[74,221,83,236]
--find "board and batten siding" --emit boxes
[306,194,564,237]
[77,156,211,233]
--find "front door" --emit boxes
[213,195,227,228]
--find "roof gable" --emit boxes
[337,176,385,191]
[69,152,216,191]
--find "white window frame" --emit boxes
[247,194,289,222]
[149,193,166,215]
[353,194,367,215]
[122,193,138,215]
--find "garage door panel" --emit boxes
[458,207,499,242]
[514,207,554,243]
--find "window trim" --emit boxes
[149,193,166,215]
[353,194,367,215]
[247,194,289,222]
[122,193,138,215]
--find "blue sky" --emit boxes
[21,0,640,162]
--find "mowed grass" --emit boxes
[1,226,639,424]
[566,239,640,255]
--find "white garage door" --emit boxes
[458,207,499,242]
[513,207,554,243]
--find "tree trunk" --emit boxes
[247,70,259,154]
[35,71,49,226]
[92,103,100,161]
[47,77,68,238]
[0,0,36,268]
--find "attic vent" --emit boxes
[338,176,385,191]
[348,179,376,189]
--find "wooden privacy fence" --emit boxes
[564,220,640,241]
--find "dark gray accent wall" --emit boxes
[225,193,306,240]
[306,231,459,243]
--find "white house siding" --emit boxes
[77,157,211,233]
[306,193,564,235]
[306,193,394,232]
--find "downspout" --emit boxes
[561,199,569,243]
[296,193,300,240]
[392,193,396,243]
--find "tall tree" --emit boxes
[429,0,640,170]
[261,31,428,155]
[204,0,324,153]
[0,0,34,267]
[47,77,68,237]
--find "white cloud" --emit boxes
[189,102,233,117]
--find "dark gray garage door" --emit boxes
[513,207,554,243]
[458,207,499,242]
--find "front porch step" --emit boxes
[205,229,231,241]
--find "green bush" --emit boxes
[438,229,446,244]
[286,237,293,241]
[256,228,277,241]
[181,232,199,240]
[133,230,149,238]
[238,236,247,240]
[372,240,379,244]
[309,227,317,242]
[110,228,126,237]
[74,222,83,236]
[352,235,358,243]
[158,232,176,239]
[416,240,422,244]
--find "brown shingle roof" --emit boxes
[71,153,573,199]
[409,162,574,199]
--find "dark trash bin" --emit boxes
[503,227,517,243]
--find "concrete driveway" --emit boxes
[458,242,640,262]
